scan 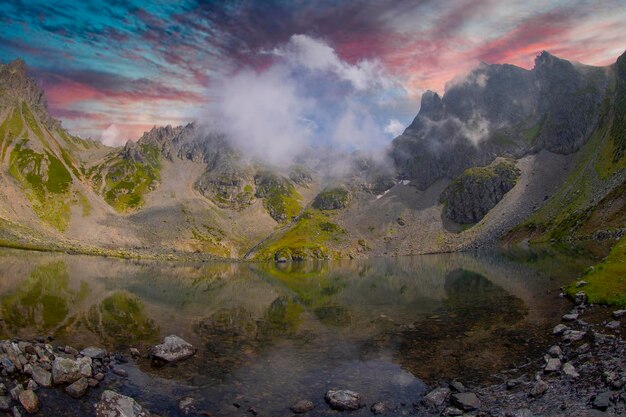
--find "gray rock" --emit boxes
[553,324,569,335]
[423,387,451,407]
[562,362,579,378]
[95,390,151,417]
[612,309,626,319]
[65,377,88,398]
[444,407,464,416]
[26,380,37,392]
[129,348,140,358]
[325,389,362,411]
[150,335,196,363]
[290,399,314,413]
[450,381,466,393]
[593,391,611,411]
[0,356,16,373]
[178,397,196,415]
[12,405,21,417]
[548,345,563,357]
[605,321,620,329]
[530,380,548,397]
[575,280,588,288]
[562,329,586,342]
[31,365,52,387]
[577,343,590,354]
[544,358,561,373]
[562,313,579,321]
[370,401,388,415]
[18,390,38,414]
[451,392,481,411]
[9,385,22,401]
[0,396,11,412]
[575,291,587,305]
[506,409,534,417]
[112,367,128,377]
[80,347,106,359]
[52,356,92,384]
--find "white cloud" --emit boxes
[215,66,313,165]
[273,34,394,91]
[384,118,405,137]
[100,124,124,147]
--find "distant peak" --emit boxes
[418,90,444,121]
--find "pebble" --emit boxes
[562,313,579,321]
[544,358,561,373]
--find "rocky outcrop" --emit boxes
[312,186,352,210]
[439,160,520,224]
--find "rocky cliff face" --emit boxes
[391,51,608,190]
[439,160,520,224]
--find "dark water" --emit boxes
[0,247,594,416]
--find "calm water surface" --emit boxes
[0,247,594,416]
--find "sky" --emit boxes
[0,0,625,150]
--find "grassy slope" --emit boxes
[89,143,160,213]
[567,235,626,307]
[253,209,347,260]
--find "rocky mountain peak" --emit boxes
[0,59,58,129]
[419,90,444,121]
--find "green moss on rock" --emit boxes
[312,186,351,210]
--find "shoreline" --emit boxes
[0,297,623,416]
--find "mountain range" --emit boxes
[0,50,624,261]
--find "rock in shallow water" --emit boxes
[18,390,38,414]
[52,357,92,384]
[325,390,362,411]
[65,377,89,398]
[150,335,196,363]
[290,400,314,413]
[95,390,151,417]
[423,387,451,407]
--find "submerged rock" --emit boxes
[325,389,362,411]
[150,335,196,363]
[370,401,388,415]
[290,400,314,413]
[178,397,196,415]
[95,390,151,417]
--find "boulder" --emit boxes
[65,377,89,398]
[423,387,451,407]
[52,357,92,384]
[553,324,569,335]
[18,390,38,414]
[451,392,481,411]
[290,400,314,413]
[150,335,196,363]
[544,358,561,373]
[80,347,106,359]
[562,362,580,378]
[325,390,362,411]
[31,365,52,387]
[95,390,151,417]
[530,380,548,397]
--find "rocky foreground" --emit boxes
[0,297,624,416]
